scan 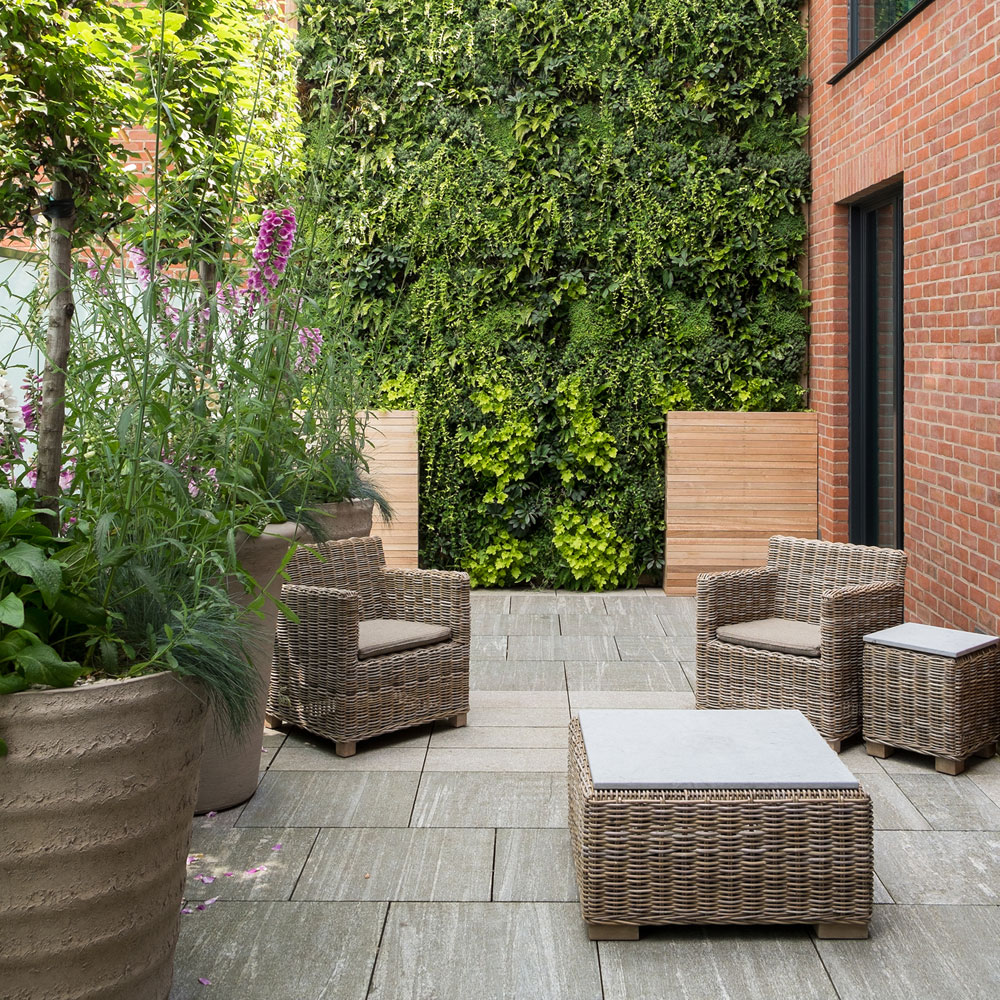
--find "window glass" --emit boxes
[854,1,923,54]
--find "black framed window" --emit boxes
[850,1,926,58]
[849,187,903,549]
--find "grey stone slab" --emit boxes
[191,803,246,831]
[875,830,1000,903]
[890,773,1000,830]
[412,772,568,828]
[616,636,695,661]
[579,709,859,790]
[493,828,578,902]
[469,591,511,613]
[292,828,493,901]
[262,728,286,749]
[184,828,317,901]
[471,613,560,635]
[169,901,385,1000]
[657,611,697,637]
[871,747,948,774]
[368,902,602,1000]
[467,705,571,727]
[857,771,932,830]
[237,770,419,828]
[471,634,508,658]
[603,593,687,616]
[470,689,568,708]
[601,926,839,1000]
[874,873,894,904]
[969,771,1000,809]
[565,659,691,692]
[864,622,998,657]
[559,614,665,636]
[424,748,567,772]
[470,658,566,691]
[839,741,888,774]
[817,904,1000,1000]
[430,725,569,749]
[570,690,696,712]
[511,593,607,614]
[508,634,619,660]
[268,730,428,771]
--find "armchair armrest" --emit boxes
[378,568,471,644]
[820,581,905,662]
[696,566,778,645]
[275,584,361,674]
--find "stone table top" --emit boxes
[863,622,999,659]
[577,709,859,790]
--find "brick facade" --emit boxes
[807,0,1000,632]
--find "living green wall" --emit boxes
[299,0,809,589]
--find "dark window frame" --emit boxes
[829,0,938,85]
[848,187,904,549]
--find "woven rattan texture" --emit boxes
[863,642,1000,760]
[568,719,873,928]
[696,536,907,742]
[268,537,470,745]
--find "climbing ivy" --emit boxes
[299,0,809,588]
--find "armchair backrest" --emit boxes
[283,536,386,620]
[767,535,907,623]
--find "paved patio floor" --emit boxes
[171,590,1000,999]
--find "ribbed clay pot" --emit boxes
[310,497,374,541]
[0,672,208,1000]
[194,521,308,813]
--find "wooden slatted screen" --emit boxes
[363,410,419,568]
[663,411,818,595]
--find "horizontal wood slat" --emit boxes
[663,411,818,595]
[363,410,419,569]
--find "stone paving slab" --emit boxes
[874,830,1000,903]
[466,705,571,727]
[889,773,1000,830]
[470,658,566,690]
[269,730,429,771]
[292,828,494,901]
[493,828,578,902]
[184,827,317,901]
[510,593,607,614]
[471,635,508,658]
[424,747,567,772]
[508,634,620,660]
[412,772,568,828]
[367,903,602,1000]
[559,613,666,636]
[656,611,696,636]
[856,771,932,830]
[600,926,839,1000]
[569,690,696,712]
[169,901,386,1000]
[616,636,695,661]
[471,613,561,635]
[565,659,691,692]
[469,592,512,613]
[429,725,569,749]
[603,594,686,615]
[816,904,1000,1000]
[238,771,420,828]
[470,689,568,708]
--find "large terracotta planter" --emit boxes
[310,497,374,540]
[0,672,208,1000]
[194,521,308,813]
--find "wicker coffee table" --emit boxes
[863,623,1000,775]
[568,709,873,941]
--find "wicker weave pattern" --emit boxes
[568,720,873,928]
[696,536,907,742]
[268,537,470,746]
[863,642,1000,760]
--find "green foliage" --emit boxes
[299,0,810,588]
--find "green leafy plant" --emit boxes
[298,0,810,588]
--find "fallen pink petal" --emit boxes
[206,811,217,818]
[180,907,193,914]
[271,844,282,851]
[198,978,211,986]
[204,897,218,906]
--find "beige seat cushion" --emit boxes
[357,618,452,660]
[716,617,822,658]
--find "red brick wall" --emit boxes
[808,0,1000,632]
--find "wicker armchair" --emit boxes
[267,536,470,756]
[696,536,907,749]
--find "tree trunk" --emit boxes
[37,179,75,533]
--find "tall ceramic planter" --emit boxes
[0,673,208,1000]
[195,521,308,813]
[311,497,374,540]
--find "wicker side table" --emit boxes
[568,711,873,941]
[863,623,1000,775]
